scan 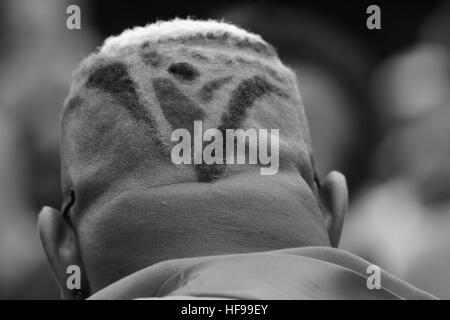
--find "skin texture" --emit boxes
[81,171,327,289]
[37,20,349,299]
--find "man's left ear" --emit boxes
[37,206,90,299]
[317,171,348,247]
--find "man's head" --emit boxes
[38,19,348,298]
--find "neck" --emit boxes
[79,171,330,293]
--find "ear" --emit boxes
[318,171,348,247]
[37,206,89,299]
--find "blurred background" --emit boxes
[0,0,449,299]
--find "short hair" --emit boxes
[61,19,313,199]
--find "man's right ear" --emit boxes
[37,206,89,299]
[317,171,348,248]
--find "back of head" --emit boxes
[61,19,314,204]
[41,19,348,296]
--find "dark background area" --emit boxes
[90,0,443,61]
